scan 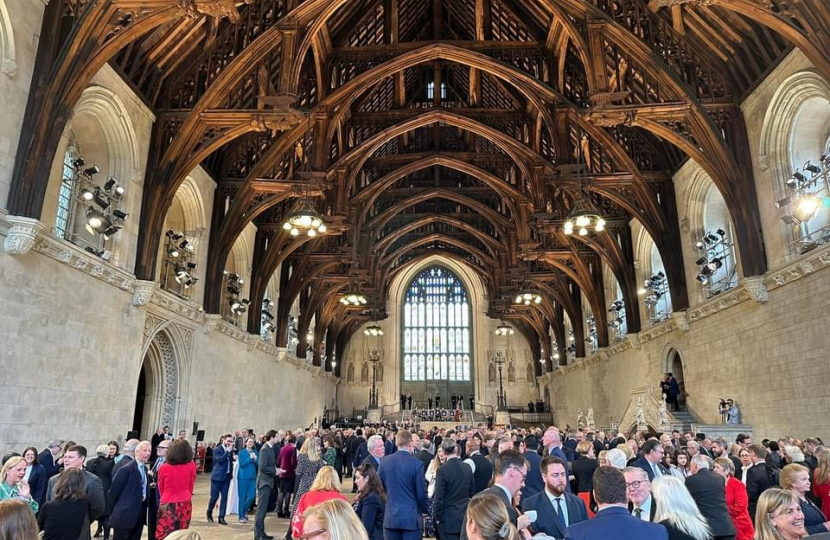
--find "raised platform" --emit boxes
[415,420,478,431]
[691,423,753,441]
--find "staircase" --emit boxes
[670,408,698,432]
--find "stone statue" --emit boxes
[576,408,585,429]
[635,397,647,431]
[657,397,671,432]
[586,408,595,430]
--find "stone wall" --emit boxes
[0,211,334,454]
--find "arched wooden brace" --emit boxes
[569,226,641,334]
[286,261,342,357]
[8,1,181,217]
[513,314,545,373]
[380,233,496,271]
[523,307,550,377]
[530,278,585,358]
[373,214,503,262]
[274,253,329,349]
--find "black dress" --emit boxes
[38,498,91,540]
[659,520,698,540]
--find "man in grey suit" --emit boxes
[255,430,279,540]
[46,445,106,540]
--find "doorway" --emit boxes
[667,349,685,409]
[131,365,147,436]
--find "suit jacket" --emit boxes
[570,457,598,493]
[46,469,106,540]
[257,443,277,489]
[522,490,588,540]
[378,450,428,530]
[353,440,369,468]
[211,445,233,482]
[111,455,134,480]
[415,450,433,472]
[563,440,578,462]
[362,454,381,470]
[730,455,744,482]
[746,462,776,519]
[522,450,544,499]
[564,506,668,540]
[356,491,385,540]
[38,449,60,480]
[632,457,671,482]
[468,453,493,494]
[684,469,736,537]
[27,464,48,506]
[628,495,657,522]
[108,460,148,530]
[434,458,476,535]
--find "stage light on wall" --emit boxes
[641,271,669,324]
[693,229,735,296]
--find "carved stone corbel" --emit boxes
[672,311,690,332]
[3,216,46,255]
[741,276,769,304]
[203,314,222,334]
[132,280,156,307]
[629,333,642,350]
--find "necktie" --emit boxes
[138,464,147,501]
[634,507,643,519]
[555,498,566,528]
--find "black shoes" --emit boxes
[206,512,214,523]
[218,517,228,525]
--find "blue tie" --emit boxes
[555,497,566,528]
[138,463,147,501]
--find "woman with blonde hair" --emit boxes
[780,463,830,535]
[571,441,598,517]
[754,488,806,540]
[0,499,39,540]
[302,498,368,540]
[0,457,37,513]
[652,476,711,540]
[465,493,522,540]
[292,466,347,538]
[290,437,326,519]
[424,449,445,537]
[617,441,636,465]
[812,447,830,513]
[162,531,203,540]
[712,457,753,540]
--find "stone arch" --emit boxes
[759,70,830,251]
[137,320,192,438]
[662,342,686,408]
[158,175,210,294]
[0,0,16,77]
[634,226,672,323]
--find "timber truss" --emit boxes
[8,0,830,375]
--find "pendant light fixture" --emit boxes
[564,134,605,236]
[282,141,327,237]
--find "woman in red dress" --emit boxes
[292,466,348,539]
[714,457,754,540]
[156,440,197,539]
[813,447,830,514]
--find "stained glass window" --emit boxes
[403,267,471,381]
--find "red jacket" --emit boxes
[157,461,196,504]
[291,490,347,538]
[725,476,755,540]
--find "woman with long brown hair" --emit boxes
[353,464,385,540]
[0,499,39,540]
[37,468,90,540]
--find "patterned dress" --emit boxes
[290,455,325,516]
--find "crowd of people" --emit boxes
[2,421,830,540]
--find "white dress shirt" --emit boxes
[547,490,569,527]
[632,495,652,521]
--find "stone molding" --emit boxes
[3,216,47,255]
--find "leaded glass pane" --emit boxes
[404,355,411,380]
[404,329,411,353]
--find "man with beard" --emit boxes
[521,456,588,540]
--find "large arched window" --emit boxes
[402,267,471,382]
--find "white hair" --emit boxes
[367,435,384,450]
[785,445,805,463]
[606,448,627,469]
[691,454,711,471]
[652,476,711,540]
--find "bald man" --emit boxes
[109,441,151,540]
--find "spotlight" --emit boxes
[706,234,719,243]
[83,165,100,177]
[103,225,121,238]
[187,262,197,269]
[706,258,723,271]
[696,274,708,283]
[84,246,112,260]
[775,196,792,208]
[695,240,704,249]
[179,239,194,252]
[71,157,85,169]
[794,195,820,222]
[92,189,110,210]
[168,247,180,258]
[805,162,822,175]
[113,209,128,220]
[695,257,707,266]
[716,229,726,237]
[86,209,106,230]
[80,188,94,201]
[780,214,800,225]
[104,177,125,196]
[263,322,276,333]
[166,230,184,241]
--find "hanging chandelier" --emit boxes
[283,200,327,237]
[364,323,384,336]
[564,194,605,235]
[514,291,543,306]
[494,322,515,336]
[339,291,368,306]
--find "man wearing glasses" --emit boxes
[622,467,656,521]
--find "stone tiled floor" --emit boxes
[129,474,357,540]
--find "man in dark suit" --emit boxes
[363,435,385,470]
[38,440,63,481]
[542,428,571,493]
[415,439,434,472]
[350,429,367,492]
[255,430,278,540]
[565,467,667,540]
[685,455,737,540]
[378,430,428,540]
[521,435,544,499]
[522,456,588,540]
[623,467,657,522]
[108,441,151,540]
[632,439,670,482]
[463,436,493,494]
[112,440,139,480]
[746,444,777,521]
[46,445,105,540]
[434,440,476,540]
[207,434,235,525]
